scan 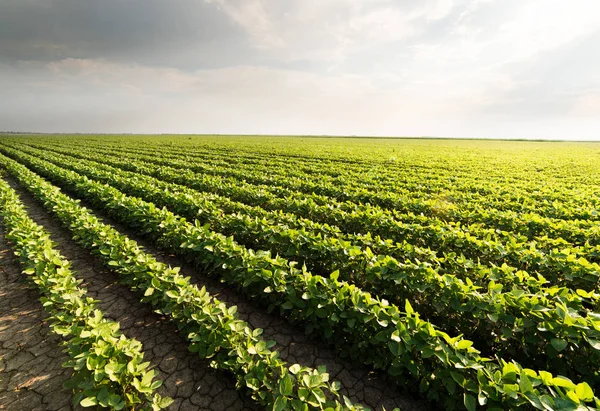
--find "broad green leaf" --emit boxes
[279,373,293,396]
[165,290,178,299]
[80,397,98,407]
[464,393,476,411]
[273,396,288,411]
[575,382,594,402]
[550,338,568,352]
[587,339,600,350]
[551,377,576,390]
[456,340,473,350]
[405,300,414,315]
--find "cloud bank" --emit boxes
[1,0,600,139]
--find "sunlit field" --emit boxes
[1,134,600,410]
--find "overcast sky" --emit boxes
[1,0,600,139]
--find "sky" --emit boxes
[1,0,600,140]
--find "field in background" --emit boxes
[1,134,600,411]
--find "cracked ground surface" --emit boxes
[2,175,433,411]
[0,229,80,411]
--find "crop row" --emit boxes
[6,142,600,293]
[27,138,600,215]
[0,178,171,410]
[2,152,599,410]
[7,142,600,381]
[0,142,459,274]
[22,139,600,226]
[91,143,600,217]
[0,157,364,410]
[2,144,555,289]
[22,145,600,285]
[15,142,551,296]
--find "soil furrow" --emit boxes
[5,174,432,411]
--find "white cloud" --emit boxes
[0,58,473,135]
[450,0,600,66]
[571,90,600,117]
[203,0,462,62]
[2,0,600,139]
[204,0,281,48]
[492,1,600,64]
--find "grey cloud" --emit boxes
[479,28,600,118]
[0,0,254,69]
[1,0,600,139]
[518,30,600,91]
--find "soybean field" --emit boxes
[1,134,600,411]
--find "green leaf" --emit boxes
[279,373,293,396]
[405,300,414,315]
[539,395,556,411]
[151,380,163,390]
[487,313,499,323]
[566,390,581,405]
[539,371,553,385]
[551,376,576,390]
[575,382,594,402]
[80,397,98,407]
[329,270,339,281]
[97,388,109,406]
[108,394,123,407]
[273,396,288,411]
[456,340,473,350]
[550,338,568,352]
[519,373,533,393]
[159,396,174,408]
[478,391,487,406]
[312,388,327,404]
[464,393,476,411]
[587,339,600,350]
[298,388,309,401]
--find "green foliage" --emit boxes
[1,145,599,410]
[15,139,600,285]
[0,180,168,410]
[0,154,359,410]
[5,143,600,383]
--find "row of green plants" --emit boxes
[0,178,171,410]
[8,143,600,381]
[19,142,562,295]
[91,143,600,225]
[26,139,600,224]
[2,153,599,410]
[7,143,600,293]
[28,133,600,187]
[0,143,460,274]
[0,158,362,411]
[24,140,600,233]
[3,145,546,287]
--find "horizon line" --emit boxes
[1,131,600,143]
